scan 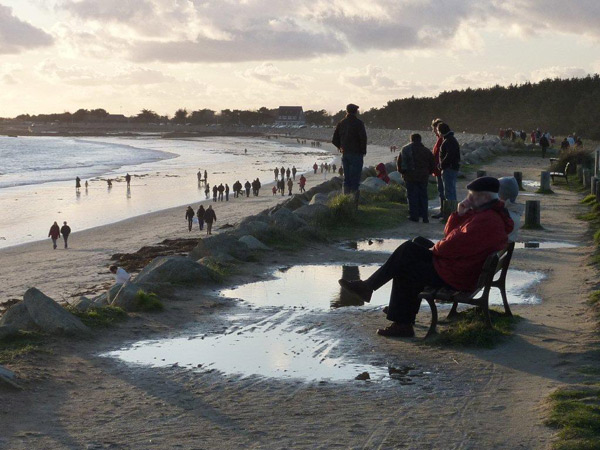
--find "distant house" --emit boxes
[275,106,305,126]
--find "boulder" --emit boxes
[388,171,405,186]
[135,256,218,286]
[23,288,90,336]
[0,302,38,331]
[92,284,121,307]
[360,167,377,181]
[309,193,329,205]
[294,204,330,223]
[279,194,309,211]
[0,325,19,340]
[270,207,307,231]
[359,177,388,193]
[239,235,270,251]
[385,162,396,175]
[110,281,141,311]
[238,214,270,228]
[0,364,21,390]
[236,220,270,236]
[302,177,343,199]
[70,296,93,312]
[189,233,252,261]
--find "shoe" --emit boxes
[377,322,415,338]
[338,279,373,303]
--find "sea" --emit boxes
[0,135,334,249]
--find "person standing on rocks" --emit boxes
[332,103,367,207]
[185,206,195,232]
[125,173,131,188]
[430,118,446,219]
[397,134,435,223]
[204,205,217,235]
[197,204,205,231]
[437,122,460,220]
[48,221,60,249]
[60,221,71,249]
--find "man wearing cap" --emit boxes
[332,104,367,206]
[339,176,513,337]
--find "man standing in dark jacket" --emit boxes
[437,122,460,218]
[185,206,195,232]
[60,221,71,249]
[332,104,367,205]
[397,134,435,222]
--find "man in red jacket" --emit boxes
[339,176,513,337]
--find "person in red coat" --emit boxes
[430,118,445,219]
[48,221,60,249]
[339,176,513,337]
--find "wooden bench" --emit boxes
[418,242,516,338]
[550,162,570,185]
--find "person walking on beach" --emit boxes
[272,186,277,196]
[204,205,217,235]
[109,265,130,285]
[299,174,306,193]
[205,183,210,199]
[437,122,460,220]
[539,134,550,158]
[255,178,261,196]
[84,180,88,189]
[60,221,71,249]
[313,162,318,174]
[430,118,446,219]
[48,221,60,249]
[212,185,218,202]
[204,170,208,183]
[217,183,225,201]
[244,180,251,197]
[274,167,279,180]
[286,168,291,180]
[197,204,205,231]
[75,177,81,191]
[280,166,285,180]
[292,166,297,180]
[287,177,293,196]
[125,173,131,188]
[398,133,435,223]
[225,184,230,201]
[197,170,202,183]
[332,103,367,207]
[185,206,195,232]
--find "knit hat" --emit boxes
[498,176,519,202]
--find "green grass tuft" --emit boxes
[589,291,600,306]
[135,290,163,312]
[359,184,407,204]
[581,194,597,205]
[427,308,521,348]
[0,331,45,364]
[67,305,128,328]
[536,188,555,194]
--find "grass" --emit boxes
[546,384,600,450]
[0,331,45,364]
[426,308,521,348]
[135,290,163,312]
[536,188,555,195]
[67,305,128,328]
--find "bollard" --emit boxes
[540,171,551,192]
[476,170,487,178]
[596,182,600,204]
[593,177,598,196]
[524,200,541,229]
[578,165,584,182]
[595,149,600,176]
[514,171,524,190]
[583,169,591,189]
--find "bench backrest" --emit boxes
[473,242,516,291]
[563,162,570,175]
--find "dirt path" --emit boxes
[2,153,599,449]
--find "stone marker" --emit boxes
[540,171,551,192]
[514,171,524,190]
[524,200,541,229]
[583,169,591,189]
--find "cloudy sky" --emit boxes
[1,0,599,117]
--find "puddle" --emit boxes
[522,180,540,188]
[340,238,411,253]
[516,241,578,249]
[103,310,392,382]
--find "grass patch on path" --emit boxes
[67,305,128,328]
[0,331,45,364]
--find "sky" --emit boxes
[0,0,599,117]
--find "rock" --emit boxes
[0,302,37,331]
[327,190,342,200]
[294,204,330,223]
[279,194,309,211]
[70,296,93,312]
[360,167,377,181]
[110,281,141,311]
[236,220,270,236]
[135,256,218,286]
[271,207,307,231]
[189,233,252,261]
[360,177,388,193]
[238,214,270,228]
[0,364,22,390]
[355,371,370,381]
[0,325,18,340]
[388,171,405,186]
[385,162,396,175]
[92,284,121,307]
[23,288,90,336]
[239,235,270,251]
[309,193,329,205]
[302,177,343,199]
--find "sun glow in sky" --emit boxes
[1,0,599,117]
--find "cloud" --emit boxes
[239,63,311,89]
[530,66,589,82]
[0,5,53,54]
[339,65,436,95]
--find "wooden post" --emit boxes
[540,171,551,191]
[578,165,584,182]
[595,149,600,176]
[592,177,598,196]
[514,171,524,190]
[583,169,591,189]
[524,200,541,229]
[596,182,600,204]
[476,170,487,178]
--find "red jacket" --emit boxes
[48,224,60,239]
[431,136,443,176]
[432,200,513,291]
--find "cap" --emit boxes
[466,176,500,193]
[346,103,359,114]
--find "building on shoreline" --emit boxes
[275,106,305,127]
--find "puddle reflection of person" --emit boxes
[339,177,514,338]
[333,266,364,308]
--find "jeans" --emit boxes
[406,181,429,220]
[63,235,69,249]
[436,176,445,201]
[341,153,364,194]
[442,169,458,201]
[366,241,447,324]
[198,219,204,231]
[51,238,58,249]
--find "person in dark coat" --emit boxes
[212,185,218,202]
[255,178,261,196]
[437,122,460,212]
[75,177,81,190]
[225,184,230,201]
[292,166,297,180]
[397,134,436,223]
[244,180,251,197]
[539,135,550,158]
[217,183,225,201]
[204,170,208,183]
[125,173,131,188]
[274,167,279,180]
[205,183,210,199]
[332,103,367,205]
[339,176,513,338]
[286,168,291,180]
[185,206,195,232]
[204,205,217,235]
[313,163,318,174]
[48,221,60,249]
[60,221,71,249]
[197,205,205,230]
